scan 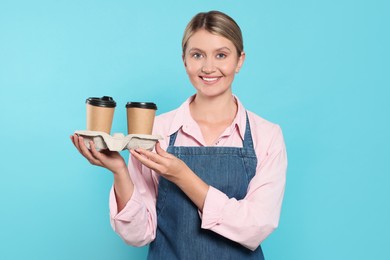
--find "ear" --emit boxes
[235,51,246,73]
[182,53,187,67]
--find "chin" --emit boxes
[196,88,231,99]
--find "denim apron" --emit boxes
[148,115,265,260]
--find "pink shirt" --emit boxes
[109,95,287,251]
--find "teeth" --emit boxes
[202,77,218,82]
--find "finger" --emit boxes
[89,141,106,162]
[72,134,82,152]
[70,135,76,145]
[77,136,91,157]
[78,137,102,166]
[155,142,173,158]
[136,147,164,164]
[70,135,78,150]
[130,149,162,171]
[86,141,105,166]
[155,142,165,155]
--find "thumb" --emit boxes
[155,142,171,157]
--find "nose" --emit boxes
[201,58,216,74]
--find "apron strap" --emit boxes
[168,128,179,146]
[242,111,254,150]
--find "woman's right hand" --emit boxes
[70,134,127,175]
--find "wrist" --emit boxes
[175,169,209,211]
[112,165,129,177]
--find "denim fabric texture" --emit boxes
[148,115,265,260]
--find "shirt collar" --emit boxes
[167,95,196,137]
[231,95,247,141]
[168,94,247,140]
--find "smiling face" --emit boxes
[183,29,245,99]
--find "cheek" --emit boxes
[219,63,238,76]
[185,64,199,77]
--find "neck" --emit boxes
[190,92,237,122]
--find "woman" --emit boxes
[71,10,287,259]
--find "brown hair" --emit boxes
[182,11,244,56]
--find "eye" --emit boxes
[216,53,227,59]
[192,53,203,59]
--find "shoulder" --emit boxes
[153,109,178,132]
[246,110,285,154]
[152,108,181,148]
[153,96,193,136]
[152,96,194,137]
[247,110,281,135]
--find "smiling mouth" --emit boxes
[200,76,221,83]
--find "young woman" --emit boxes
[71,10,287,259]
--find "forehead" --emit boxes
[186,29,235,51]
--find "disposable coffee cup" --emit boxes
[126,102,157,135]
[86,96,116,134]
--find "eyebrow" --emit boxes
[215,47,232,53]
[187,47,232,53]
[187,48,203,53]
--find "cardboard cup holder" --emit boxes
[75,130,163,151]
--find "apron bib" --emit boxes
[148,115,264,260]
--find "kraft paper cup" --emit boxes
[86,96,116,134]
[126,102,157,135]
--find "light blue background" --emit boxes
[1,0,389,259]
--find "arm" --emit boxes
[130,142,210,211]
[70,134,134,211]
[109,155,159,247]
[200,126,287,250]
[129,126,287,250]
[70,134,158,246]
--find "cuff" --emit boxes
[109,185,143,222]
[200,186,229,229]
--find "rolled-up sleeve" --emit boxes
[109,156,159,247]
[200,125,287,251]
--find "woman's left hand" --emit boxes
[130,142,189,183]
[131,141,209,210]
